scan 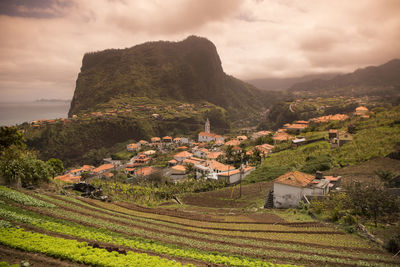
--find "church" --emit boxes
[198,118,225,143]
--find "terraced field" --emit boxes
[0,186,399,266]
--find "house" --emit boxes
[170,165,187,181]
[206,151,223,160]
[162,136,173,143]
[254,144,274,157]
[251,130,272,140]
[292,136,307,146]
[173,151,193,162]
[168,159,178,166]
[173,137,189,144]
[69,165,94,176]
[198,132,225,143]
[328,129,339,140]
[143,150,156,156]
[272,171,331,208]
[284,123,308,132]
[355,106,369,116]
[217,166,255,184]
[124,168,135,175]
[126,143,139,151]
[330,131,353,148]
[193,148,209,158]
[135,167,155,177]
[129,154,151,167]
[138,140,149,146]
[151,137,161,143]
[272,132,294,144]
[92,164,114,175]
[183,157,204,166]
[225,139,241,146]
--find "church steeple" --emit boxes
[205,118,210,133]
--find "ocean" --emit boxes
[0,101,71,126]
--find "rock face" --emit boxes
[68,36,264,117]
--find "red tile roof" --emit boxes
[274,171,315,188]
[92,164,114,173]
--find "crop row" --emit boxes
[66,195,337,232]
[37,194,392,262]
[0,186,55,208]
[41,193,374,249]
[14,196,397,265]
[0,227,187,267]
[35,205,399,266]
[0,204,291,267]
[75,196,369,248]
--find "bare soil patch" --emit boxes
[182,181,272,208]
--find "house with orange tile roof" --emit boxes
[272,132,294,144]
[173,151,193,162]
[151,137,161,143]
[225,139,241,146]
[126,143,139,152]
[138,140,149,145]
[162,136,173,143]
[284,123,308,132]
[92,164,114,175]
[355,106,369,116]
[198,132,225,143]
[272,171,331,208]
[217,166,255,184]
[251,130,272,140]
[206,151,223,160]
[69,165,94,176]
[135,167,155,177]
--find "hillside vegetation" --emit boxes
[69,36,275,120]
[247,106,400,183]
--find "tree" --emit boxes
[0,126,25,151]
[347,181,400,227]
[47,158,64,178]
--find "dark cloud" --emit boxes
[0,0,73,18]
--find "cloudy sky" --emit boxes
[1,0,400,101]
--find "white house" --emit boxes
[273,171,331,208]
[193,148,209,158]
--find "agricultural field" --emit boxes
[0,186,399,266]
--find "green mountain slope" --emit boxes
[69,36,268,120]
[289,59,400,98]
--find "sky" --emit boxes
[0,0,399,102]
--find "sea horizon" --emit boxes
[0,100,71,126]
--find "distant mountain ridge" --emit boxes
[289,59,400,96]
[247,73,339,91]
[68,36,269,119]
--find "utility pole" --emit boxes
[239,152,243,198]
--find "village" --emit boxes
[52,105,371,208]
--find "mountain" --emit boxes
[289,59,400,97]
[247,73,339,91]
[69,36,269,119]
